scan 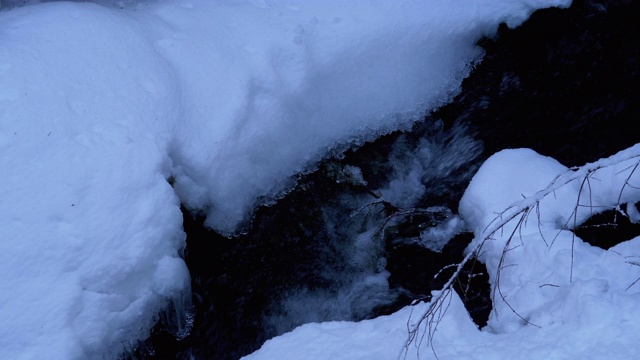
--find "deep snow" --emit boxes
[0,0,591,359]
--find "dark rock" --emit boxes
[385,232,492,328]
[574,203,640,250]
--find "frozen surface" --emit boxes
[0,0,573,358]
[244,145,640,360]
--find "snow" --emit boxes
[419,213,465,252]
[147,0,574,234]
[244,146,640,360]
[1,3,190,359]
[0,0,579,358]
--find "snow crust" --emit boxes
[0,0,573,358]
[244,146,640,360]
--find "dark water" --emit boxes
[138,1,640,359]
[448,0,640,166]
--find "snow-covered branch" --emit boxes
[400,143,640,358]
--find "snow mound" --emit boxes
[0,3,189,359]
[459,146,640,333]
[244,145,640,360]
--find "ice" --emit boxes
[0,0,575,358]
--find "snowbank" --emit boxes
[244,146,640,360]
[141,0,575,234]
[0,3,190,359]
[459,146,640,334]
[0,0,574,358]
